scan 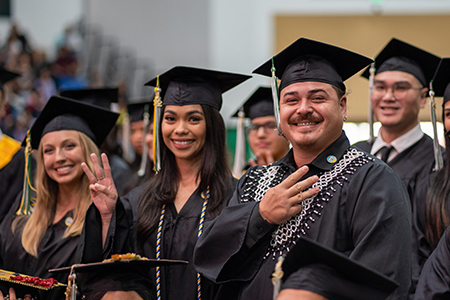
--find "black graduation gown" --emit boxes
[80,176,237,300]
[0,149,36,225]
[0,199,80,300]
[414,227,450,299]
[353,134,436,204]
[194,132,412,300]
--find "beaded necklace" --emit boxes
[155,187,210,300]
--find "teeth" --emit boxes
[174,140,193,145]
[57,166,72,172]
[297,122,317,126]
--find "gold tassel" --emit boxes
[16,130,36,215]
[153,76,163,173]
[232,108,246,178]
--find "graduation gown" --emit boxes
[414,227,450,299]
[80,176,237,300]
[0,199,81,300]
[353,134,436,203]
[194,132,412,300]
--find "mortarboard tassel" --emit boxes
[232,108,247,178]
[429,80,444,171]
[16,130,36,215]
[368,62,376,142]
[271,255,285,300]
[137,104,151,177]
[270,57,283,136]
[121,111,134,164]
[153,76,163,173]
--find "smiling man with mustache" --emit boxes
[194,38,412,300]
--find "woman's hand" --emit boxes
[259,166,320,225]
[81,153,118,224]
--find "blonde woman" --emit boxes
[0,96,118,300]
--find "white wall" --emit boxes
[85,0,210,76]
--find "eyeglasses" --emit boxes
[372,82,423,100]
[245,121,277,135]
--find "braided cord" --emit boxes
[197,187,210,300]
[155,186,209,300]
[156,204,166,300]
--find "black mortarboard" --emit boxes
[361,38,440,87]
[145,66,251,110]
[282,237,398,299]
[0,269,65,299]
[59,87,118,109]
[127,100,154,123]
[50,258,187,299]
[232,87,274,120]
[0,66,20,89]
[431,58,450,104]
[24,96,119,149]
[253,38,373,93]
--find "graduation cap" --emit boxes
[280,237,398,300]
[253,37,373,93]
[145,66,251,110]
[24,96,119,149]
[0,66,20,89]
[0,269,66,299]
[232,87,274,120]
[431,58,450,103]
[361,38,441,87]
[59,87,119,110]
[145,66,251,172]
[127,100,154,123]
[50,258,187,299]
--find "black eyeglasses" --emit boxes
[372,82,423,100]
[245,121,277,135]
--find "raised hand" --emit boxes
[81,153,118,221]
[0,288,19,300]
[259,166,320,225]
[249,150,275,167]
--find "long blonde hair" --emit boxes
[14,131,99,257]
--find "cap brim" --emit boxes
[282,237,398,294]
[361,38,440,83]
[145,66,251,95]
[431,58,450,97]
[253,38,373,82]
[49,259,188,274]
[0,268,66,298]
[23,96,119,149]
[231,86,272,118]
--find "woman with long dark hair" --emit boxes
[0,96,118,300]
[412,58,450,296]
[81,66,250,300]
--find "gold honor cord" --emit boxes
[153,76,163,173]
[368,62,376,143]
[137,104,151,177]
[429,80,444,171]
[16,131,36,216]
[270,57,283,136]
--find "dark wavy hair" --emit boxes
[136,104,232,245]
[425,113,450,247]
